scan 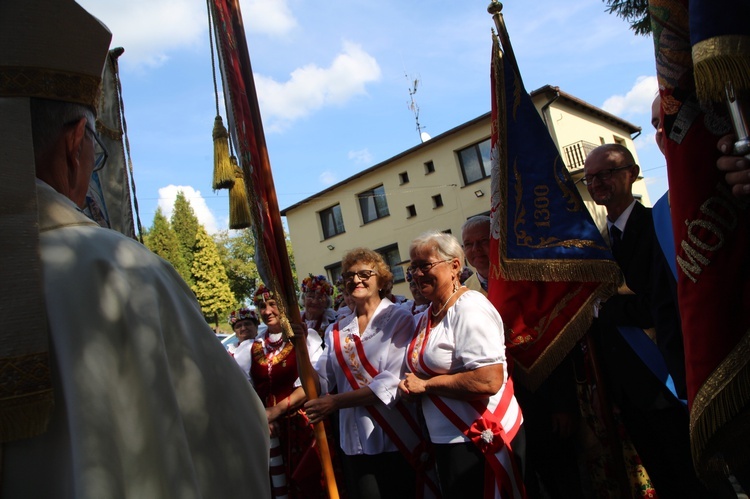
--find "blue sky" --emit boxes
[79,0,666,234]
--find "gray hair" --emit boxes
[30,98,95,165]
[461,215,490,235]
[409,230,465,263]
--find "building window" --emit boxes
[614,136,626,146]
[325,262,342,285]
[399,172,409,185]
[424,160,435,174]
[457,138,491,185]
[319,204,345,240]
[358,185,389,224]
[599,136,606,145]
[406,204,417,218]
[377,244,405,283]
[432,194,443,208]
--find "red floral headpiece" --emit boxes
[301,274,333,296]
[228,308,259,327]
[252,284,275,306]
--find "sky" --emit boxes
[78,0,667,234]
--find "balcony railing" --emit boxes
[562,140,598,171]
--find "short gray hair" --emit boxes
[30,98,95,164]
[409,230,465,263]
[461,215,490,235]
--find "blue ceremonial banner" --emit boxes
[490,38,618,282]
[487,34,620,390]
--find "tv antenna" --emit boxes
[406,73,430,143]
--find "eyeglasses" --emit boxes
[580,165,634,186]
[342,269,377,282]
[406,259,451,276]
[86,124,109,173]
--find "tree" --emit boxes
[602,0,651,36]
[171,190,199,286]
[192,225,236,326]
[144,207,192,284]
[215,229,260,305]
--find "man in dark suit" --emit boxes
[583,144,710,498]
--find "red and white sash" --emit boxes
[332,321,441,499]
[407,313,525,499]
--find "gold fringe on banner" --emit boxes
[228,159,251,229]
[510,280,616,391]
[690,328,750,484]
[692,35,750,104]
[212,115,234,190]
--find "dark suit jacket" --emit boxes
[596,202,679,412]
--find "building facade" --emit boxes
[281,86,649,297]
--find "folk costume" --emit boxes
[0,1,270,497]
[316,298,438,498]
[300,274,337,341]
[407,291,525,499]
[252,285,325,498]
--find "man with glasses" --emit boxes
[461,215,491,296]
[0,1,269,496]
[583,144,707,496]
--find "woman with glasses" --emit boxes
[304,248,439,499]
[398,230,525,499]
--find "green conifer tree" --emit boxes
[192,225,236,325]
[602,0,650,36]
[144,207,192,284]
[171,191,200,286]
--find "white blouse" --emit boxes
[315,297,415,455]
[413,290,521,444]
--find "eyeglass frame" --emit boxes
[405,259,452,276]
[580,164,634,186]
[85,123,108,173]
[341,269,377,282]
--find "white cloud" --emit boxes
[241,0,297,36]
[158,185,219,234]
[255,41,382,131]
[635,132,656,151]
[79,0,205,69]
[319,171,338,186]
[348,148,373,165]
[79,0,296,69]
[602,75,658,117]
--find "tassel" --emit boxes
[212,115,234,190]
[229,159,252,229]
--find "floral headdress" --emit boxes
[252,284,275,307]
[301,274,333,296]
[228,307,259,327]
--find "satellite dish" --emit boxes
[420,131,431,143]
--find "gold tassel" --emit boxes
[212,116,234,190]
[229,158,251,229]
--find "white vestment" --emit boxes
[1,181,271,499]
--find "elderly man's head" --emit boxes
[31,99,101,207]
[583,144,639,221]
[461,215,491,279]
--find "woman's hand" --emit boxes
[290,321,307,338]
[399,373,429,402]
[304,394,338,424]
[269,420,280,438]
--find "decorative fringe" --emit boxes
[500,258,622,285]
[0,393,54,442]
[690,328,750,484]
[212,116,234,190]
[228,160,251,229]
[692,35,750,104]
[511,280,617,392]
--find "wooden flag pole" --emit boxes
[225,1,339,497]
